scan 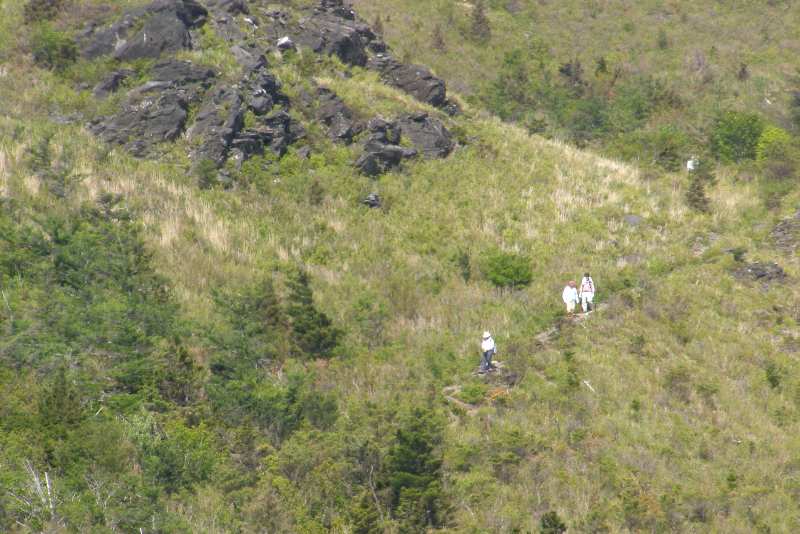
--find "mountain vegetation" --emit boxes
[0,0,799,532]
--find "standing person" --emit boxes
[562,280,579,315]
[579,272,595,313]
[480,331,496,372]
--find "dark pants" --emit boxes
[480,350,495,371]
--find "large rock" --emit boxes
[80,0,207,61]
[150,59,215,89]
[367,54,447,108]
[89,87,188,156]
[189,86,245,165]
[356,118,417,176]
[293,0,376,66]
[92,69,134,98]
[316,87,361,144]
[397,113,453,158]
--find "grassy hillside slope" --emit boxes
[352,0,800,166]
[1,0,800,532]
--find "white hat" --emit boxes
[482,331,491,339]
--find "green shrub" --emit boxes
[30,23,76,72]
[709,110,765,162]
[757,126,794,162]
[756,125,799,181]
[484,250,533,289]
[540,511,567,533]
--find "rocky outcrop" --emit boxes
[316,87,361,144]
[397,113,453,158]
[80,0,458,173]
[80,0,208,61]
[356,118,417,176]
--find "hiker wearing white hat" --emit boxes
[480,331,496,372]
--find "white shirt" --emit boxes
[580,277,595,295]
[562,286,578,303]
[481,337,495,352]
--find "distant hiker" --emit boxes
[480,331,496,372]
[579,273,595,313]
[562,280,579,315]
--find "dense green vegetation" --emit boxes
[1,0,799,532]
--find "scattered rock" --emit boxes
[771,211,800,254]
[367,54,446,107]
[362,193,381,208]
[277,36,295,51]
[734,262,786,284]
[623,214,644,227]
[297,146,312,159]
[397,113,453,158]
[356,118,417,176]
[316,87,361,144]
[81,0,208,61]
[92,69,134,98]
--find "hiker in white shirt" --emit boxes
[480,331,496,372]
[579,272,595,313]
[562,280,579,315]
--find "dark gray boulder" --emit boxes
[80,0,207,61]
[397,113,453,158]
[206,0,249,15]
[356,118,417,176]
[230,45,268,72]
[92,69,134,98]
[89,87,188,156]
[150,59,215,87]
[367,54,446,108]
[316,87,361,144]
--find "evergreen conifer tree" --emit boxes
[286,269,341,359]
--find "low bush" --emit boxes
[484,250,533,289]
[30,23,76,72]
